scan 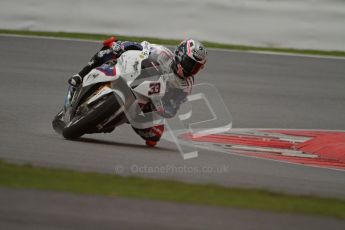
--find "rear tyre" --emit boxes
[62,94,120,140]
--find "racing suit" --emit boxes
[74,37,194,145]
[76,37,142,79]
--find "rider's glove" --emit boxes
[161,100,178,118]
[68,74,82,88]
[111,41,124,57]
[159,88,187,118]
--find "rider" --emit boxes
[68,37,207,146]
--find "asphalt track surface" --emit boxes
[1,36,345,229]
[1,188,345,230]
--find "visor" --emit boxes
[181,55,203,76]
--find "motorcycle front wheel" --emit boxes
[62,94,120,139]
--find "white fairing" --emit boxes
[82,69,117,87]
[86,86,114,105]
[115,50,147,85]
[133,78,166,98]
[80,44,171,109]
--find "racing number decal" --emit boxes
[148,82,161,95]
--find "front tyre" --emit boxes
[62,94,120,139]
[52,109,65,135]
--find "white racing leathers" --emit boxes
[131,41,194,143]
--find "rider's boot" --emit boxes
[67,74,82,99]
[132,124,164,147]
[68,74,82,87]
[146,140,157,147]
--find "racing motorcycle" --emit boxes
[52,42,173,140]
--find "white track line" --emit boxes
[0,33,100,43]
[1,34,345,60]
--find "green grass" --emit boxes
[1,29,345,57]
[1,160,345,218]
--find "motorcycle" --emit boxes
[52,42,175,140]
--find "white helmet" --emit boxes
[173,39,207,78]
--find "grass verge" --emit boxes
[1,160,345,218]
[1,29,345,57]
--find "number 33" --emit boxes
[148,82,161,95]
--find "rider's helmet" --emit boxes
[173,39,207,79]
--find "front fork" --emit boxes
[63,85,80,124]
[64,85,84,115]
[64,85,75,107]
